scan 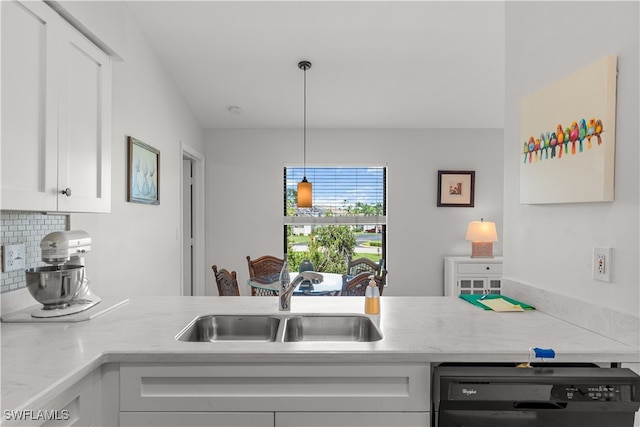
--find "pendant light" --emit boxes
[297,60,312,208]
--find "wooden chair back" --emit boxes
[347,256,384,276]
[246,255,284,296]
[341,270,387,296]
[212,265,240,296]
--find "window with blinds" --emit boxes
[284,166,387,224]
[283,166,387,274]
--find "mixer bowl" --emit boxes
[25,265,85,309]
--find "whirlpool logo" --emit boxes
[461,388,478,396]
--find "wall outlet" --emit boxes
[2,243,26,273]
[593,247,612,282]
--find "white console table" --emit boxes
[444,256,503,297]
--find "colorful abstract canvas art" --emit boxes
[520,55,617,204]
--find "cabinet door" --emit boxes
[488,278,502,294]
[120,412,274,427]
[11,369,102,427]
[57,18,111,213]
[276,412,429,427]
[457,278,486,295]
[1,0,59,211]
[120,363,430,413]
[457,278,501,295]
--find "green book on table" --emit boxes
[459,294,535,311]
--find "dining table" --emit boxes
[248,272,344,296]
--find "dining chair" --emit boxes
[211,265,240,296]
[341,270,387,296]
[246,255,283,296]
[347,256,384,277]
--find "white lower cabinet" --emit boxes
[443,256,503,296]
[7,368,103,427]
[276,412,430,426]
[119,362,431,427]
[120,412,274,427]
[120,411,428,427]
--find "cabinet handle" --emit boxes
[486,266,490,270]
[61,188,72,197]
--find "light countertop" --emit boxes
[2,296,638,412]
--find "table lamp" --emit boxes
[465,218,498,258]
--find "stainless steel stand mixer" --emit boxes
[25,230,101,318]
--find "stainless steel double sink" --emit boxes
[176,314,383,343]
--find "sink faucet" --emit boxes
[279,262,324,311]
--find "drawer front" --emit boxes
[457,263,502,275]
[276,411,430,426]
[120,412,274,427]
[120,363,430,413]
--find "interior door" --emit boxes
[182,158,193,296]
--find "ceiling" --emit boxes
[125,1,505,129]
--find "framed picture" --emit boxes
[127,136,160,205]
[520,55,617,204]
[437,170,475,207]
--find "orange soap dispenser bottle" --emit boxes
[364,275,380,315]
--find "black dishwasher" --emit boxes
[432,363,640,427]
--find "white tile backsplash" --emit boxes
[1,211,68,293]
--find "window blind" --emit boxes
[284,166,386,224]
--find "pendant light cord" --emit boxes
[296,60,312,208]
[297,60,311,184]
[303,65,307,179]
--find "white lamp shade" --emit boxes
[465,220,498,242]
[297,180,312,208]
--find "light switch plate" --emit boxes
[2,243,26,273]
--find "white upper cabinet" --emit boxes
[56,15,111,212]
[1,1,59,211]
[1,0,112,213]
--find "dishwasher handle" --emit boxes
[513,401,568,410]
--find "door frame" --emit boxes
[180,143,205,296]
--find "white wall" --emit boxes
[205,128,503,296]
[71,6,204,297]
[503,2,639,317]
[48,1,127,60]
